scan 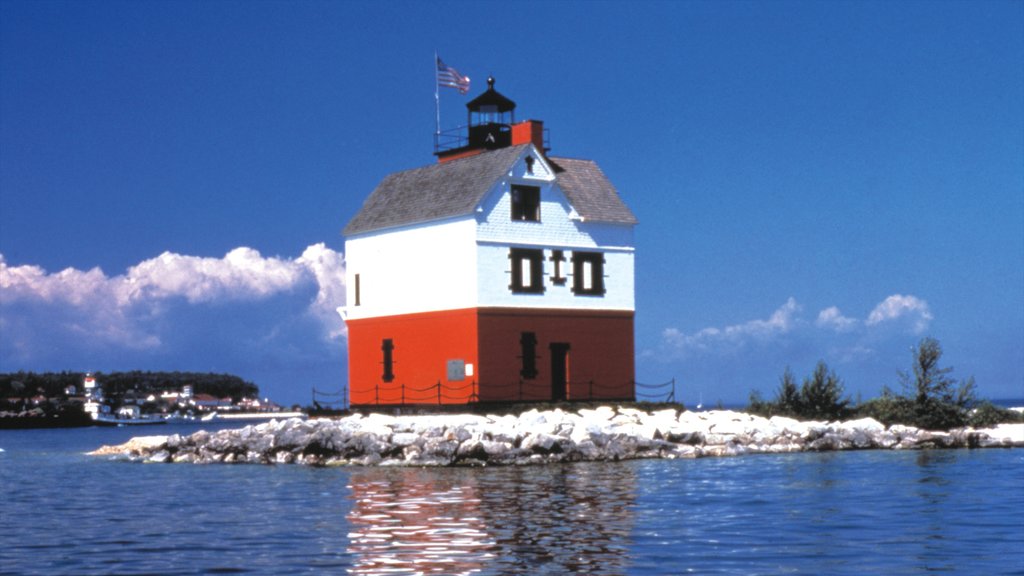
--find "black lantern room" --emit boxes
[466,76,516,150]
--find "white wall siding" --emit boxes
[477,244,634,311]
[477,180,633,249]
[344,218,478,320]
[344,145,636,320]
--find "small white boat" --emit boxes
[92,413,166,427]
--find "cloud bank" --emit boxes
[647,293,938,403]
[0,244,346,366]
[656,294,933,362]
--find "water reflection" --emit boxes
[345,463,637,575]
[346,467,494,575]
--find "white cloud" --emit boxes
[120,247,307,305]
[296,243,347,339]
[1,255,112,306]
[816,306,858,332]
[0,245,348,353]
[661,297,802,356]
[656,294,934,361]
[865,294,933,334]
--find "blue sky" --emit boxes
[2,0,1021,407]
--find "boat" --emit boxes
[89,403,166,427]
[91,413,167,427]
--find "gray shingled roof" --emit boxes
[548,157,638,225]
[344,145,636,236]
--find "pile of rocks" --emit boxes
[89,407,1024,467]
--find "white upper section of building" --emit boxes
[343,145,636,321]
[344,218,478,320]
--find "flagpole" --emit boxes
[434,51,441,137]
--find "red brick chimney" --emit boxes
[511,120,544,152]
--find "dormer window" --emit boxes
[511,185,540,221]
[525,156,535,175]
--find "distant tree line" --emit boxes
[0,371,259,401]
[748,337,1022,430]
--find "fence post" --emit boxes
[401,382,405,406]
[437,380,441,405]
[375,383,379,406]
[670,377,676,403]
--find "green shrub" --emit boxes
[747,362,850,421]
[967,401,1024,428]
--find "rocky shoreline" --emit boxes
[89,407,1024,466]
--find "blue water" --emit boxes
[1,425,1023,575]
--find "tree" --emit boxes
[897,337,976,430]
[799,361,850,421]
[746,362,850,421]
[776,367,802,416]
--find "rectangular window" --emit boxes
[354,273,361,306]
[509,248,545,293]
[549,250,567,286]
[520,332,538,380]
[381,339,395,383]
[511,185,540,221]
[572,251,606,296]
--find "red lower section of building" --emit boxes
[346,307,634,406]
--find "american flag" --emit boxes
[436,56,470,94]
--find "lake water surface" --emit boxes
[1,425,1022,575]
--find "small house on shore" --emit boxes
[341,78,637,407]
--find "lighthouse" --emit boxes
[342,78,637,406]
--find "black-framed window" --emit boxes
[572,251,606,296]
[549,250,567,286]
[509,248,545,293]
[520,332,538,380]
[511,185,540,221]
[381,339,395,383]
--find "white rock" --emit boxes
[89,406,1024,468]
[391,432,420,447]
[521,432,560,453]
[976,423,1024,446]
[837,417,885,434]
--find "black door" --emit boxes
[550,343,570,401]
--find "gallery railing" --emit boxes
[633,378,676,403]
[311,386,349,410]
[349,377,677,406]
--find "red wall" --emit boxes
[476,308,634,402]
[346,307,634,406]
[346,308,479,405]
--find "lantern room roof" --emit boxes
[466,76,516,112]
